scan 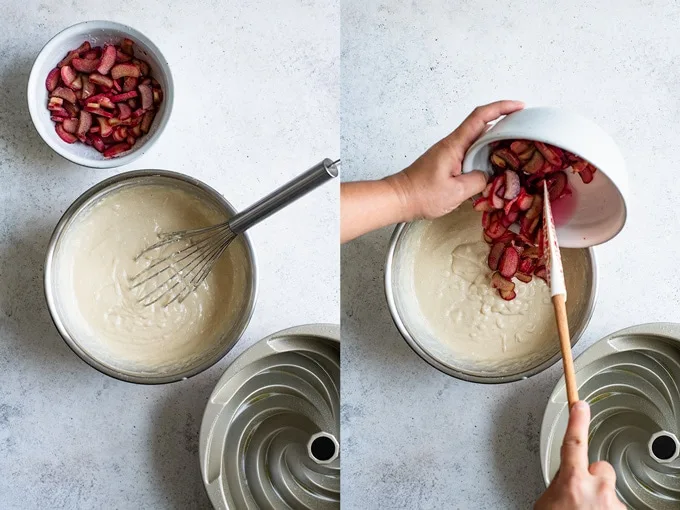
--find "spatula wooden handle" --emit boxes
[552,294,579,408]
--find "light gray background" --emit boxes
[341,1,677,508]
[0,1,338,508]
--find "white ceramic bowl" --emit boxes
[27,20,174,169]
[461,107,627,248]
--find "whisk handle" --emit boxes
[229,158,339,234]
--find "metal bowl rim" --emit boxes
[384,221,599,384]
[43,169,259,385]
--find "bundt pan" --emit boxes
[199,323,340,509]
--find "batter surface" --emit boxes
[412,202,587,370]
[55,182,249,375]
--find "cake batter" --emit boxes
[55,182,249,375]
[412,202,587,369]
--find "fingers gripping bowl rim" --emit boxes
[27,20,174,168]
[461,107,628,248]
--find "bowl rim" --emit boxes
[384,220,599,384]
[43,169,259,384]
[27,20,174,169]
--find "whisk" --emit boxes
[130,158,339,306]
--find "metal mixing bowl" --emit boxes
[540,323,680,509]
[44,170,258,384]
[384,220,598,383]
[199,323,340,510]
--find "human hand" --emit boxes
[534,401,625,510]
[384,100,524,221]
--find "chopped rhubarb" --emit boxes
[45,39,162,152]
[518,147,535,162]
[51,86,77,104]
[72,57,100,73]
[62,118,78,134]
[90,134,106,153]
[103,143,131,159]
[518,257,535,274]
[55,123,77,143]
[76,111,92,141]
[488,242,505,271]
[47,97,64,109]
[88,73,114,88]
[580,165,594,183]
[109,91,138,102]
[473,197,492,212]
[494,148,520,170]
[491,153,506,168]
[534,265,548,283]
[60,66,77,86]
[525,194,543,220]
[485,220,508,240]
[84,106,114,118]
[49,107,69,118]
[547,171,568,200]
[510,140,531,154]
[68,75,83,91]
[503,170,520,200]
[535,142,562,166]
[97,116,114,138]
[516,190,533,211]
[498,246,520,278]
[482,211,491,229]
[112,126,128,142]
[116,49,132,63]
[122,76,139,92]
[140,111,156,133]
[111,63,141,80]
[118,102,132,120]
[491,272,515,293]
[97,45,117,75]
[45,68,60,92]
[81,75,95,100]
[500,289,516,301]
[515,273,532,283]
[99,97,116,109]
[138,83,153,110]
[120,38,135,56]
[523,150,545,174]
[495,231,515,244]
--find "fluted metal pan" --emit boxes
[541,323,680,509]
[199,324,340,510]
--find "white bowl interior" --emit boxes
[28,21,173,168]
[462,107,627,248]
[388,220,596,381]
[46,174,255,382]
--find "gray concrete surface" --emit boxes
[0,1,338,508]
[340,1,679,508]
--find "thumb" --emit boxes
[560,401,591,473]
[455,170,488,200]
